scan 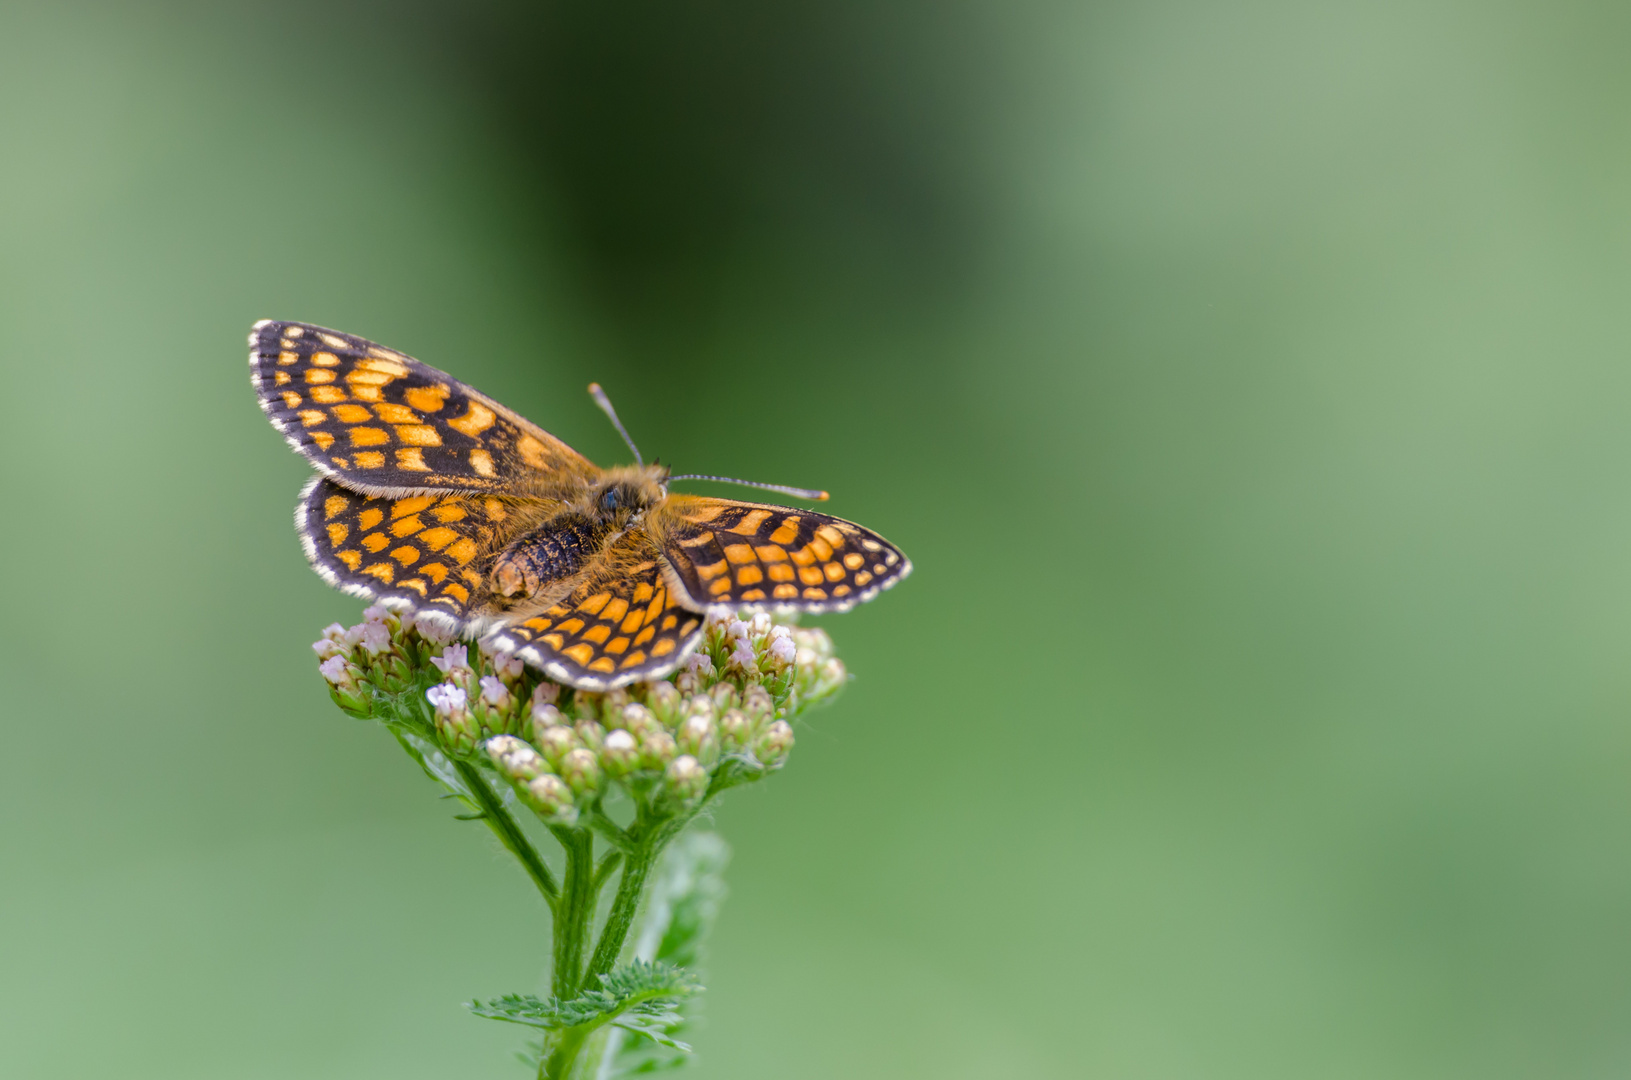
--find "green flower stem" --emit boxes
[548,825,598,999]
[452,759,560,910]
[585,819,672,986]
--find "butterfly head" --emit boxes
[589,463,672,526]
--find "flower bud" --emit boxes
[319,654,371,716]
[531,681,561,709]
[717,708,753,751]
[663,755,708,802]
[620,703,662,741]
[523,773,577,823]
[685,693,717,722]
[574,718,606,751]
[412,613,456,646]
[764,632,797,672]
[571,691,602,722]
[533,724,578,767]
[708,683,740,713]
[487,649,524,681]
[529,702,564,740]
[755,720,794,768]
[740,685,774,724]
[599,687,632,723]
[358,619,392,657]
[599,729,640,776]
[676,712,718,763]
[430,643,472,678]
[641,730,678,770]
[558,747,602,794]
[726,618,752,644]
[427,682,478,755]
[484,734,546,783]
[725,638,759,678]
[645,681,683,726]
[312,623,348,661]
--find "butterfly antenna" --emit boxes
[587,383,642,465]
[668,474,830,501]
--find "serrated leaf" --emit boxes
[468,961,699,1034]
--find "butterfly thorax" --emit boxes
[491,464,671,603]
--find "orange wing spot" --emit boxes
[447,538,478,565]
[815,525,846,548]
[755,545,789,562]
[310,351,340,367]
[823,562,845,582]
[391,545,420,565]
[602,597,630,624]
[696,560,728,580]
[556,618,586,635]
[854,570,873,586]
[588,657,617,674]
[345,369,393,388]
[348,426,389,446]
[563,643,595,666]
[843,552,865,570]
[579,592,613,616]
[524,616,553,631]
[280,391,301,407]
[482,498,508,521]
[362,562,395,583]
[422,563,449,583]
[361,533,389,553]
[583,625,611,645]
[517,435,554,470]
[311,431,335,450]
[737,566,764,586]
[400,578,428,596]
[798,565,824,586]
[418,527,457,551]
[404,384,450,412]
[542,632,565,649]
[274,370,292,386]
[448,401,496,437]
[802,586,827,600]
[299,410,326,427]
[547,605,572,618]
[620,610,644,634]
[708,578,731,595]
[395,448,430,470]
[372,402,419,423]
[832,584,852,597]
[769,518,801,544]
[884,551,900,566]
[652,638,677,657]
[354,451,385,468]
[304,368,336,384]
[332,403,372,423]
[723,543,756,564]
[633,625,656,646]
[284,327,306,339]
[317,333,349,349]
[662,614,679,630]
[337,549,363,571]
[443,582,470,603]
[620,650,648,668]
[326,523,348,545]
[329,456,350,468]
[874,563,888,574]
[357,356,409,377]
[278,350,299,364]
[684,503,725,523]
[432,503,467,523]
[768,563,796,583]
[310,385,347,403]
[740,588,766,601]
[358,508,384,530]
[632,582,655,603]
[680,618,700,636]
[680,531,716,548]
[791,546,818,567]
[392,496,434,516]
[351,384,382,403]
[808,537,833,561]
[324,495,349,518]
[773,583,799,599]
[469,449,495,477]
[390,515,424,537]
[395,424,442,447]
[732,509,774,535]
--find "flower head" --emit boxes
[430,643,471,678]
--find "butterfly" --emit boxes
[249,320,911,689]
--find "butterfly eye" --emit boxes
[600,488,621,511]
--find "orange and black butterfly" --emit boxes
[250,320,911,689]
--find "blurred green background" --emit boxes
[4,1,1631,1076]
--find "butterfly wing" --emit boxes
[489,530,706,689]
[654,495,911,613]
[297,476,567,637]
[251,320,596,497]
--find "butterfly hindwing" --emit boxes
[251,320,596,496]
[655,495,911,613]
[489,531,706,689]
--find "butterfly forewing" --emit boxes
[251,320,595,496]
[656,495,911,613]
[489,532,706,689]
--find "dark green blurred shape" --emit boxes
[4,1,1631,1077]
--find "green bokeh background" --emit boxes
[5,1,1631,1076]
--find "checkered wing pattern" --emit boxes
[489,532,706,689]
[251,320,596,496]
[656,496,911,613]
[297,476,551,634]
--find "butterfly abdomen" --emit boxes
[493,516,604,601]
